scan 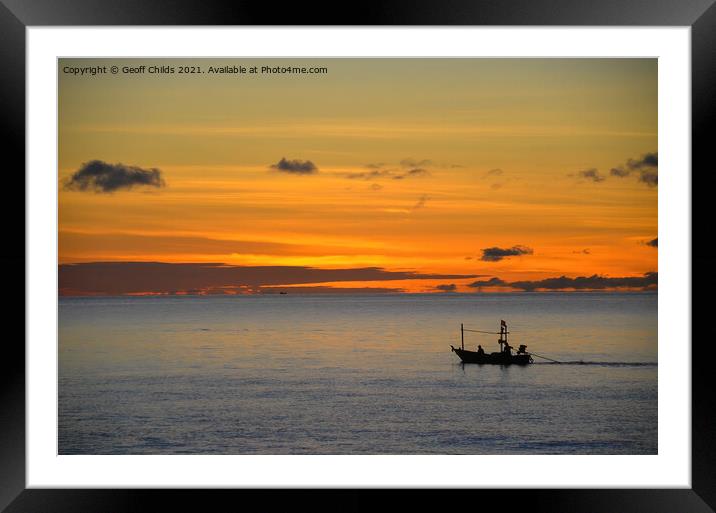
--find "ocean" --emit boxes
[58,291,657,454]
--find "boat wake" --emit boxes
[534,361,657,367]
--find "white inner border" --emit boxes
[27,27,691,488]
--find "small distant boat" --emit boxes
[451,320,533,365]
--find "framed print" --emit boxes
[3,0,715,511]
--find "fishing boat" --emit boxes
[451,320,533,365]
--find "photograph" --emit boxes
[57,57,658,455]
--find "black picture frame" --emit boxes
[2,1,713,511]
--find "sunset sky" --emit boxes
[58,58,657,295]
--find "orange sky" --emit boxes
[58,58,657,294]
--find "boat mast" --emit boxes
[499,320,507,350]
[461,323,464,350]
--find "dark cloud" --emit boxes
[467,277,507,288]
[260,286,403,294]
[574,152,657,186]
[346,169,391,180]
[572,248,591,255]
[480,245,533,262]
[271,157,317,175]
[345,168,429,181]
[638,169,658,187]
[483,168,507,190]
[629,152,658,187]
[346,160,432,181]
[627,152,658,170]
[608,152,658,187]
[576,168,606,183]
[467,272,657,291]
[412,194,430,210]
[509,272,657,291]
[646,238,658,248]
[393,168,430,180]
[58,231,384,259]
[400,158,432,168]
[58,262,480,296]
[610,167,630,177]
[341,158,434,180]
[435,284,457,292]
[64,160,165,193]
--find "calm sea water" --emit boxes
[58,292,657,454]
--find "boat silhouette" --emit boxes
[451,320,533,365]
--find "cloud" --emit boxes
[467,277,507,288]
[608,152,658,187]
[59,262,658,295]
[638,169,658,187]
[58,230,389,259]
[344,168,429,181]
[610,167,630,177]
[576,168,606,183]
[482,168,507,190]
[58,262,480,296]
[270,157,317,175]
[508,272,657,291]
[572,248,591,254]
[346,169,391,180]
[480,245,533,262]
[64,160,165,193]
[646,238,658,248]
[260,286,403,294]
[370,183,383,191]
[412,194,430,210]
[627,152,658,170]
[572,152,657,187]
[393,168,430,180]
[466,272,657,291]
[346,159,433,181]
[400,158,432,168]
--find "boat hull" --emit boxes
[451,346,532,365]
